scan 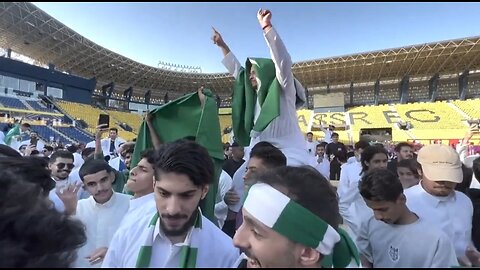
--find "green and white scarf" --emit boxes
[243,183,360,268]
[232,58,306,146]
[136,209,203,268]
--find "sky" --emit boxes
[32,2,480,74]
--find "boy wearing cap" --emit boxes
[233,166,359,268]
[404,144,474,262]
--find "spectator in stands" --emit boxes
[224,142,232,160]
[67,144,84,169]
[305,132,318,157]
[396,159,421,189]
[99,127,126,159]
[18,144,28,156]
[43,145,54,158]
[73,159,131,267]
[109,142,135,172]
[404,144,477,264]
[233,166,359,268]
[213,9,308,166]
[81,147,96,161]
[346,145,356,163]
[358,168,458,267]
[387,142,414,173]
[0,166,86,268]
[94,125,128,194]
[47,150,88,214]
[0,125,5,145]
[313,142,329,179]
[222,141,245,178]
[326,132,347,180]
[320,124,335,144]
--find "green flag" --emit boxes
[232,58,281,146]
[131,89,224,224]
[4,124,20,145]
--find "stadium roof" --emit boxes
[1,2,480,99]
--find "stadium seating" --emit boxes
[26,100,56,113]
[31,125,71,145]
[106,109,142,133]
[0,96,29,110]
[56,100,137,141]
[394,101,465,130]
[54,126,94,144]
[452,99,480,119]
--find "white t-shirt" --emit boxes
[337,162,372,238]
[119,193,157,231]
[215,170,233,228]
[305,140,318,157]
[404,183,473,258]
[358,215,458,267]
[73,192,131,267]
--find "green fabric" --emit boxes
[321,228,360,268]
[272,200,328,249]
[131,89,224,224]
[179,247,198,268]
[136,210,202,268]
[4,124,20,145]
[232,58,281,146]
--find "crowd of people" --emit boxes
[1,8,480,268]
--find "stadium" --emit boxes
[1,2,480,148]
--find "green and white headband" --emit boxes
[243,183,341,255]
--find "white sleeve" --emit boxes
[229,162,247,212]
[430,233,459,267]
[263,27,294,95]
[337,166,356,220]
[101,230,122,268]
[215,171,233,227]
[456,143,468,165]
[221,52,243,80]
[356,219,373,265]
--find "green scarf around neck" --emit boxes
[231,58,281,146]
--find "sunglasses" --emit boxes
[56,163,75,170]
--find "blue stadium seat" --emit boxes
[26,100,56,113]
[54,126,94,144]
[0,96,28,110]
[30,125,72,145]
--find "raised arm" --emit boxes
[258,9,294,87]
[145,112,162,150]
[213,27,243,79]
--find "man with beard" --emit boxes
[233,166,359,268]
[358,169,457,267]
[47,150,89,213]
[73,159,131,267]
[102,140,239,267]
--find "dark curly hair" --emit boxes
[0,165,86,267]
